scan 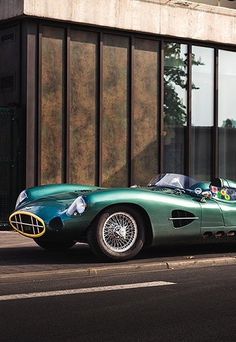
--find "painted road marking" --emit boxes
[0,281,176,302]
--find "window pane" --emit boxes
[163,43,187,174]
[219,50,236,179]
[69,30,98,185]
[41,27,64,184]
[133,38,159,185]
[191,46,214,180]
[102,35,129,187]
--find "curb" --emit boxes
[0,256,236,281]
[85,256,236,275]
[166,256,236,270]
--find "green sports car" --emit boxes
[9,173,236,261]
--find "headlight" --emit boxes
[66,196,87,216]
[15,190,28,208]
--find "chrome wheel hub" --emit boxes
[102,212,138,252]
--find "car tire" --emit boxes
[34,237,76,251]
[87,206,145,261]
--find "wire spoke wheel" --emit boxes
[87,206,145,261]
[102,212,138,252]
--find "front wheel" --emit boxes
[87,206,145,261]
[34,236,76,251]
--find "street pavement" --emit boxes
[1,231,236,341]
[0,260,236,341]
[1,231,236,279]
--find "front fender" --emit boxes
[16,183,102,209]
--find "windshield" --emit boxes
[148,173,198,189]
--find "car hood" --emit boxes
[15,190,91,220]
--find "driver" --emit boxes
[209,185,236,201]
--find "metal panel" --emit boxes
[34,20,236,188]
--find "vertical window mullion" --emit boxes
[37,25,42,185]
[98,32,103,186]
[63,27,69,183]
[187,44,192,176]
[214,48,219,178]
[129,36,134,186]
[160,40,164,174]
[66,28,71,183]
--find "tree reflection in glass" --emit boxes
[191,46,214,181]
[163,43,187,174]
[219,50,236,179]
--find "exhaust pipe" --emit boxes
[215,231,225,238]
[227,231,236,237]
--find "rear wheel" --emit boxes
[87,206,145,261]
[34,236,76,251]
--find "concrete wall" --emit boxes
[1,0,236,45]
[0,0,23,20]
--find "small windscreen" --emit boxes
[148,173,198,189]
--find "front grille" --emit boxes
[9,211,46,238]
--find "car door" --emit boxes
[153,191,202,244]
[200,185,236,239]
[200,198,225,237]
[213,199,236,228]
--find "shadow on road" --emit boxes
[0,241,235,268]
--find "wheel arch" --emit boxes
[88,203,153,246]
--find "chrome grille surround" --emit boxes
[9,211,46,238]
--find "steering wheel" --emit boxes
[173,188,186,195]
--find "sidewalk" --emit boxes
[1,231,236,278]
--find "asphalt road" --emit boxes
[1,232,236,341]
[0,265,236,342]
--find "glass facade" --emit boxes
[133,38,159,185]
[191,46,214,180]
[38,25,236,186]
[102,34,129,187]
[41,26,65,184]
[219,50,236,179]
[69,30,98,185]
[163,43,187,174]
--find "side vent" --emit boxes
[170,210,198,228]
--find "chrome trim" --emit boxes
[9,211,46,238]
[169,217,199,221]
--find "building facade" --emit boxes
[1,0,236,221]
